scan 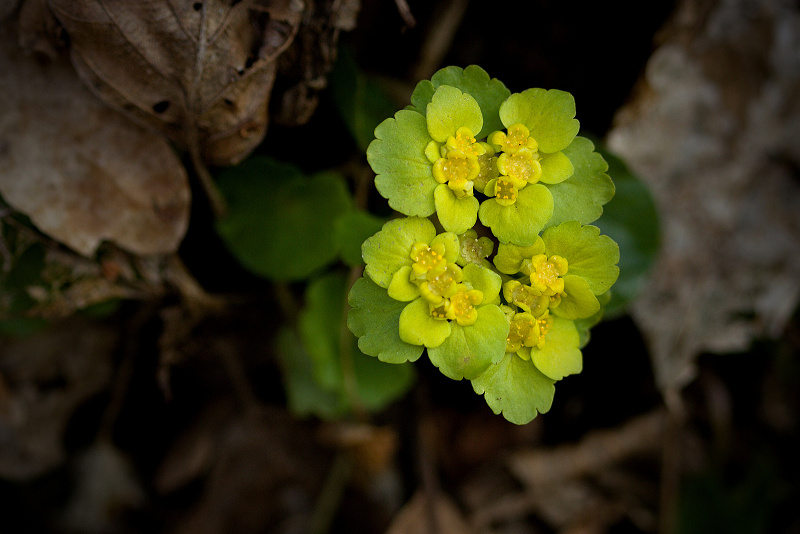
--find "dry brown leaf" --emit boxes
[45,0,303,166]
[385,490,474,534]
[606,0,800,393]
[0,317,117,480]
[0,23,190,257]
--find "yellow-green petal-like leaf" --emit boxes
[499,89,579,153]
[430,231,461,263]
[471,353,556,425]
[530,317,582,380]
[362,217,436,288]
[426,85,483,143]
[539,151,574,185]
[479,183,554,246]
[399,297,452,348]
[552,275,601,320]
[462,263,502,304]
[493,239,545,274]
[388,266,420,302]
[427,304,509,380]
[542,221,620,295]
[434,184,479,235]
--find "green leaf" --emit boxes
[333,210,386,267]
[545,137,615,228]
[493,239,545,274]
[530,317,582,380]
[471,352,556,425]
[409,65,510,139]
[330,48,401,152]
[369,110,437,217]
[499,89,579,153]
[592,148,660,317]
[362,216,436,288]
[427,304,509,380]
[388,266,421,301]
[552,275,601,320]
[351,349,416,412]
[426,85,483,143]
[294,272,416,418]
[479,183,554,246]
[399,297,452,348]
[462,263,502,304]
[299,272,349,390]
[215,158,352,281]
[542,221,620,295]
[433,184,479,234]
[538,151,574,185]
[348,277,425,364]
[277,327,346,419]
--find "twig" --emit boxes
[416,381,442,534]
[189,141,228,219]
[412,0,469,81]
[394,0,416,29]
[658,389,686,534]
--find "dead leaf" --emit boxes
[44,0,303,166]
[508,410,666,487]
[0,22,191,257]
[385,490,474,534]
[606,0,800,393]
[57,441,146,534]
[0,316,117,480]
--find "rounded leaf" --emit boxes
[362,217,436,288]
[530,317,582,380]
[216,160,351,281]
[479,184,554,246]
[553,275,601,320]
[462,263,502,304]
[471,353,556,425]
[348,277,424,364]
[546,137,615,228]
[426,85,483,143]
[399,297,452,348]
[539,151,574,185]
[369,110,437,217]
[434,184,479,235]
[542,221,620,295]
[427,304,509,380]
[499,89,579,154]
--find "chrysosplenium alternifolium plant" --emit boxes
[347,65,619,424]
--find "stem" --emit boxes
[189,142,228,220]
[309,451,353,534]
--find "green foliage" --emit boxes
[215,157,353,281]
[280,272,415,419]
[212,61,658,424]
[349,65,626,424]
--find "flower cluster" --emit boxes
[348,66,619,424]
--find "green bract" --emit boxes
[352,65,621,425]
